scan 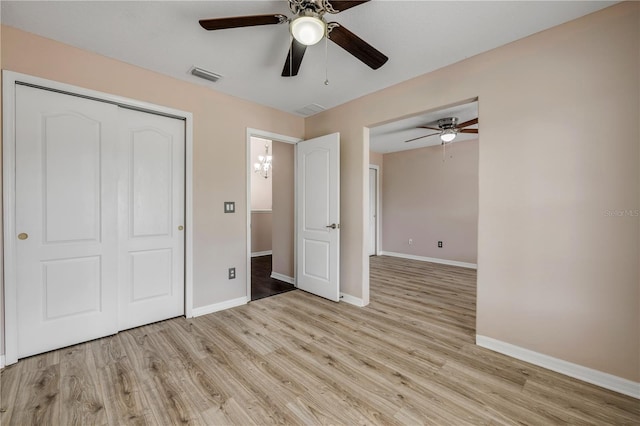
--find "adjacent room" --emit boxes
[369,100,479,269]
[250,136,296,300]
[0,1,638,424]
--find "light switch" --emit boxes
[224,201,235,213]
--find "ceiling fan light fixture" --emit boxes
[290,15,325,46]
[440,130,456,143]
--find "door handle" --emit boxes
[18,233,28,240]
[326,223,339,229]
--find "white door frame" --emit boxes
[246,129,302,300]
[369,165,381,256]
[2,71,194,365]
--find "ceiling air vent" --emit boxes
[294,103,326,117]
[190,66,222,83]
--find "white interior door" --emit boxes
[118,108,185,330]
[296,133,340,301]
[15,85,120,358]
[369,167,377,256]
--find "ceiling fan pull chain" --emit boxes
[290,33,294,77]
[324,34,330,85]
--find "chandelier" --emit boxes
[254,143,273,179]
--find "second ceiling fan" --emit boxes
[405,117,479,144]
[199,0,388,77]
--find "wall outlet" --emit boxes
[228,267,236,279]
[438,241,443,248]
[408,238,413,245]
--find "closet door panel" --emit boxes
[118,108,185,330]
[15,85,120,358]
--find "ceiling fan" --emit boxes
[405,117,479,144]
[199,0,388,77]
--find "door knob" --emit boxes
[178,226,184,231]
[18,233,28,240]
[326,223,339,229]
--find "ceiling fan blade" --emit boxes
[459,129,479,134]
[326,0,370,13]
[418,126,441,131]
[327,23,388,70]
[457,118,478,129]
[199,14,286,31]
[405,133,440,143]
[282,39,307,77]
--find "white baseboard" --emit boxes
[191,296,248,317]
[0,355,5,369]
[476,335,640,399]
[251,250,272,257]
[380,251,477,269]
[340,292,366,307]
[270,272,295,285]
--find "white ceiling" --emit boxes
[1,1,615,117]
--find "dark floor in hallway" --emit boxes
[251,255,295,301]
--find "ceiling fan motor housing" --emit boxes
[290,0,325,15]
[438,117,458,130]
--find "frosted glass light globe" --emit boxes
[440,131,456,143]
[291,16,325,46]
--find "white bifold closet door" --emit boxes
[15,85,185,359]
[117,108,184,331]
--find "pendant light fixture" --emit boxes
[254,143,273,179]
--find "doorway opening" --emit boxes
[367,99,480,330]
[249,136,295,300]
[246,130,300,301]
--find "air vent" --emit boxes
[294,103,326,117]
[190,67,222,83]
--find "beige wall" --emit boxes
[0,25,304,323]
[272,141,295,278]
[250,211,272,254]
[381,140,478,264]
[250,137,272,210]
[306,3,639,382]
[369,151,383,168]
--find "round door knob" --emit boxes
[18,233,28,240]
[178,226,184,231]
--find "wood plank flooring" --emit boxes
[2,255,638,425]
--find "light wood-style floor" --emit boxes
[1,256,638,425]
